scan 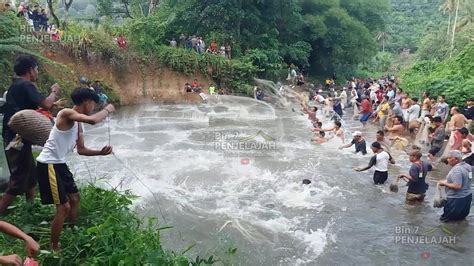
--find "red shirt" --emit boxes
[361,99,372,114]
[117,36,127,49]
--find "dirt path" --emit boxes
[44,49,212,105]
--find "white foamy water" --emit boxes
[67,93,474,265]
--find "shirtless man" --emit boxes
[316,121,345,143]
[385,116,405,139]
[420,92,431,118]
[376,130,391,151]
[312,131,327,144]
[301,101,319,128]
[448,107,470,131]
[401,96,411,124]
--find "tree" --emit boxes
[376,31,389,52]
[148,0,158,15]
[440,0,455,35]
[47,0,61,28]
[62,0,74,29]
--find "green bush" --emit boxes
[400,43,474,108]
[151,45,258,96]
[1,185,214,265]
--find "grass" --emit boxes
[0,185,218,265]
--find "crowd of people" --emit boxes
[4,2,62,42]
[16,2,48,32]
[1,55,115,263]
[168,34,232,59]
[300,75,473,222]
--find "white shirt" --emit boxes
[374,151,390,172]
[340,90,347,99]
[407,104,421,121]
[314,94,325,103]
[37,121,81,164]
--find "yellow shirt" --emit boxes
[378,102,390,118]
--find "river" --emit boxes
[69,94,474,265]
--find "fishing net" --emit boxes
[433,183,447,208]
[8,110,52,146]
[413,118,431,149]
[389,175,400,192]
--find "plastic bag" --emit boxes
[433,183,447,208]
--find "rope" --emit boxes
[106,115,168,224]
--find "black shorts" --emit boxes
[373,170,388,185]
[4,143,36,195]
[37,162,78,205]
[428,147,441,156]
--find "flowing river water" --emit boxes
[68,94,474,265]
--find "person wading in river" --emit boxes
[339,131,367,155]
[354,142,395,185]
[397,151,432,204]
[438,150,472,222]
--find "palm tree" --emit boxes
[375,31,389,53]
[456,0,473,30]
[440,0,470,57]
[449,0,461,57]
[439,0,455,35]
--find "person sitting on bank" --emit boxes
[0,220,39,265]
[438,150,472,222]
[184,82,192,93]
[208,84,216,95]
[296,73,305,86]
[339,131,367,155]
[354,142,395,184]
[397,150,432,204]
[191,79,201,92]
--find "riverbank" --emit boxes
[0,184,211,265]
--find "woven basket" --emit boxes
[8,110,53,146]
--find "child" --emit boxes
[0,221,39,264]
[36,88,115,251]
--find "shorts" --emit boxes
[406,193,425,203]
[373,170,388,185]
[37,162,78,205]
[4,143,36,195]
[360,113,371,123]
[428,146,441,156]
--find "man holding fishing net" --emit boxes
[36,88,115,251]
[395,151,432,204]
[437,150,472,222]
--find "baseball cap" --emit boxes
[352,131,362,137]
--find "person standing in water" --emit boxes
[354,142,395,185]
[438,150,472,222]
[339,131,367,155]
[316,121,345,143]
[397,151,432,204]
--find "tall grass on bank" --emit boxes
[0,185,216,265]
